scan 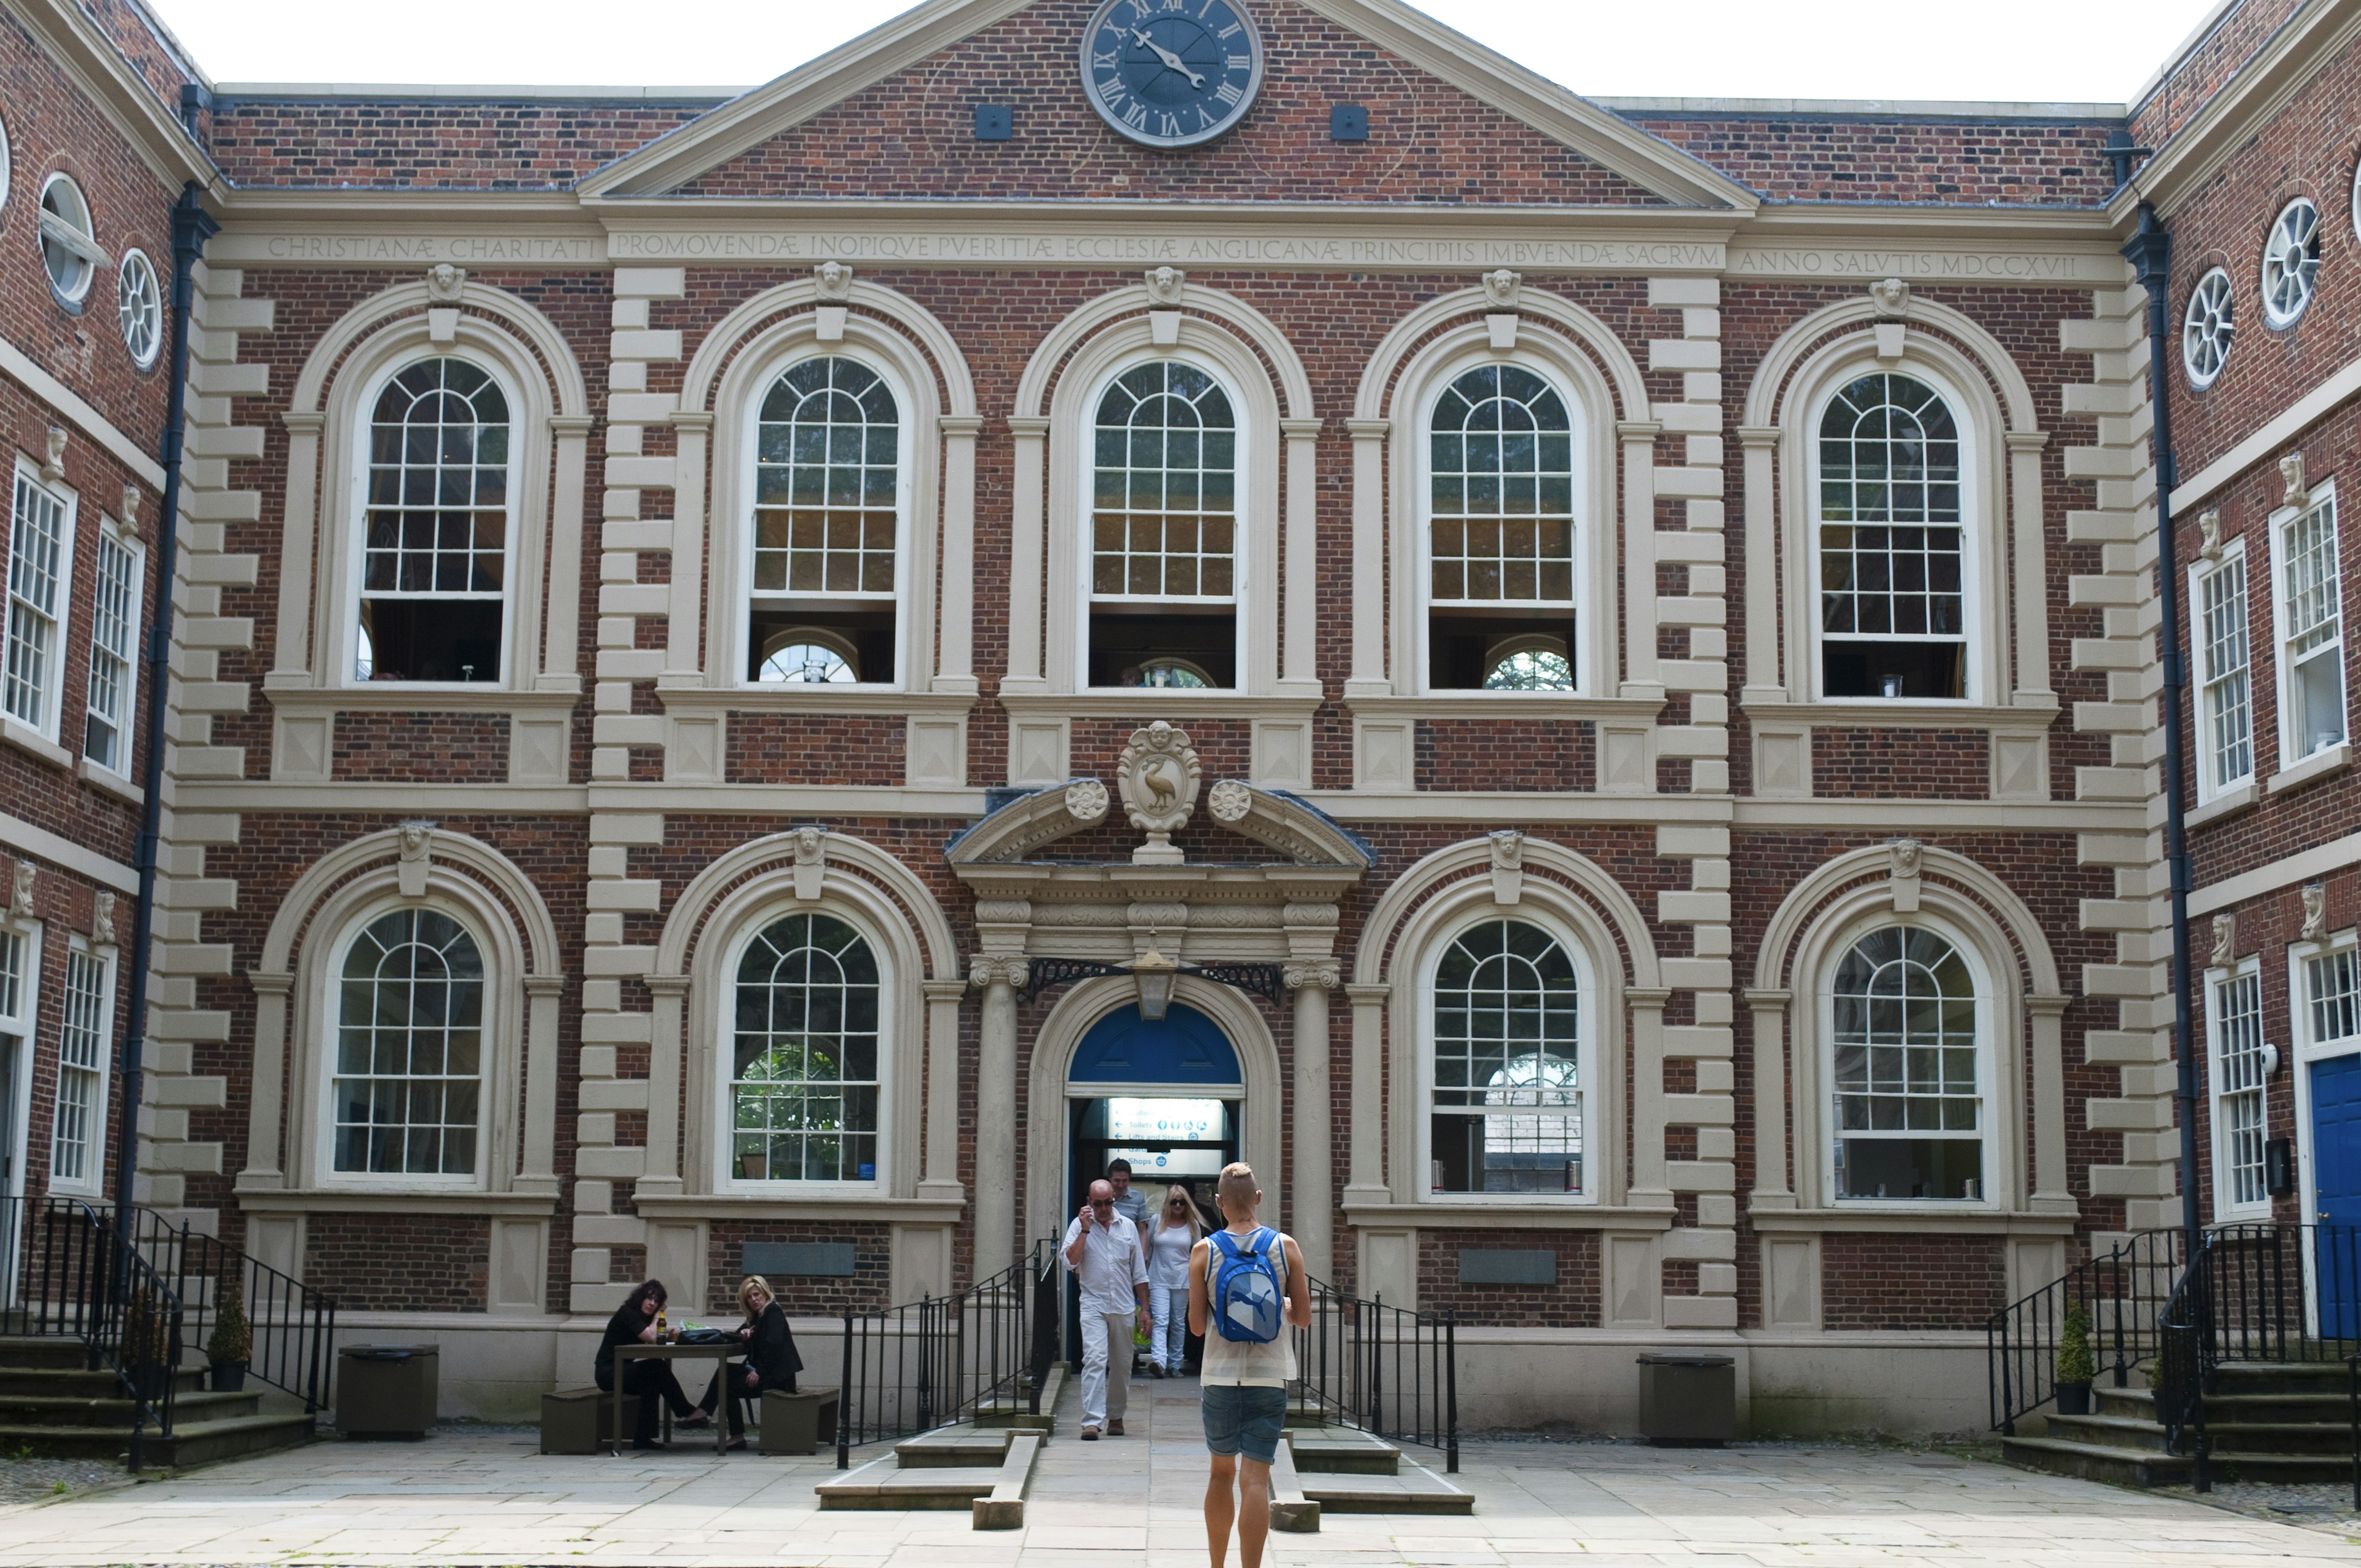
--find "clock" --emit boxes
[1082,0,1264,151]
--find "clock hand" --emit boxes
[1128,27,1206,89]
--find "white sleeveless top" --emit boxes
[1147,1221,1196,1289]
[1198,1226,1297,1388]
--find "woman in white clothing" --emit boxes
[1144,1184,1202,1377]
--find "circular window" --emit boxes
[117,248,161,369]
[756,629,858,684]
[2182,268,2234,390]
[2352,151,2361,244]
[0,118,12,219]
[2260,197,2322,328]
[38,175,100,307]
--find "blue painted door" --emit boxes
[2313,1054,2361,1340]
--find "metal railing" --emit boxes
[1988,1228,2187,1434]
[835,1240,1055,1468]
[121,1206,336,1412]
[0,1197,184,1468]
[1293,1280,1459,1473]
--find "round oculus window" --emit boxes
[0,117,11,220]
[2182,267,2233,390]
[1081,0,1264,149]
[117,248,162,369]
[38,174,100,307]
[2260,197,2321,328]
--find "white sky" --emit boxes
[156,0,2221,106]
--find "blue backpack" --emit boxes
[1208,1227,1284,1343]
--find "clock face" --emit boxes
[1082,0,1264,151]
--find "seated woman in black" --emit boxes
[696,1274,803,1448]
[595,1278,705,1450]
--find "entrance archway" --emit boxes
[1026,975,1284,1267]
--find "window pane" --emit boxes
[331,909,486,1176]
[732,913,882,1183]
[1430,918,1581,1194]
[1817,374,1967,668]
[2211,971,2268,1208]
[362,359,510,613]
[1832,924,1982,1200]
[1430,366,1576,607]
[1090,363,1237,602]
[753,358,900,615]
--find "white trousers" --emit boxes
[1078,1309,1134,1428]
[1148,1283,1187,1371]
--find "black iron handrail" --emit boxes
[0,1196,183,1467]
[1988,1227,2186,1434]
[1292,1278,1458,1473]
[121,1206,336,1412]
[835,1240,1055,1468]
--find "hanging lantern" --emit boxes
[1127,945,1180,1021]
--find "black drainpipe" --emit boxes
[2121,205,2202,1258]
[112,184,219,1248]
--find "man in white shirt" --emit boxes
[1062,1178,1150,1440]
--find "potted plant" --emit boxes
[119,1286,174,1404]
[207,1278,251,1393]
[2055,1300,2095,1416]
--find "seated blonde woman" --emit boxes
[694,1275,804,1449]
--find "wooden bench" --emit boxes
[757,1386,840,1455]
[540,1387,644,1455]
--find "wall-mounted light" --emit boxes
[1127,945,1180,1021]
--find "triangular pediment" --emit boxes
[580,0,1756,210]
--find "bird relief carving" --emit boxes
[1117,720,1203,864]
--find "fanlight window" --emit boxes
[733,913,880,1184]
[1428,364,1576,691]
[1830,926,1982,1201]
[1430,919,1583,1195]
[358,358,510,683]
[1817,373,1966,700]
[2183,268,2234,390]
[1090,361,1237,688]
[2261,199,2322,328]
[334,910,484,1177]
[751,357,900,685]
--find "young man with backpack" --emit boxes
[1188,1161,1312,1568]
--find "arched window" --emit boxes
[1829,926,1982,1200]
[357,358,511,684]
[1816,372,1966,700]
[1089,361,1237,688]
[750,356,900,685]
[333,909,485,1177]
[732,913,880,1183]
[1430,918,1583,1195]
[1428,365,1577,691]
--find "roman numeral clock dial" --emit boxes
[1083,0,1264,150]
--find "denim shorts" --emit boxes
[1200,1383,1289,1463]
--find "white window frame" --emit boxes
[736,348,912,692]
[716,905,893,1196]
[2190,538,2255,802]
[341,353,522,691]
[36,173,100,312]
[2292,931,2361,1265]
[317,902,493,1191]
[47,940,111,1196]
[1415,355,1589,696]
[6,459,77,746]
[2183,267,2234,392]
[1819,917,1998,1209]
[2268,481,2346,769]
[1074,354,1252,694]
[82,521,141,778]
[1414,907,1598,1208]
[116,248,161,372]
[0,116,11,220]
[0,921,39,1202]
[1805,363,1985,706]
[2205,956,2272,1221]
[2260,197,2323,330]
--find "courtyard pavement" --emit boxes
[6,1372,2359,1566]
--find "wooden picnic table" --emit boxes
[609,1340,742,1457]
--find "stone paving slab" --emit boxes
[2,1373,2360,1566]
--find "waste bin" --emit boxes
[1636,1351,1734,1446]
[337,1343,439,1440]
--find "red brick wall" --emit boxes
[702,1221,894,1317]
[1820,1234,2006,1330]
[2131,0,2308,150]
[1417,720,1594,793]
[206,98,710,189]
[1415,1231,1600,1328]
[306,1213,491,1310]
[1811,729,1989,800]
[726,714,905,787]
[1626,112,2118,205]
[331,712,511,783]
[674,0,1664,207]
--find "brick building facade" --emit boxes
[1,0,2354,1433]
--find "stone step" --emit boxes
[972,1365,1061,1431]
[2210,1363,2360,1397]
[1294,1457,1473,1515]
[895,1425,1023,1468]
[2201,1420,2361,1457]
[0,1389,264,1428]
[0,1409,314,1468]
[0,1336,102,1371]
[970,1431,1042,1530]
[2001,1435,2196,1488]
[816,1456,1003,1511]
[2041,1412,2174,1454]
[0,1365,207,1398]
[1287,1425,1401,1475]
[1270,1427,1319,1533]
